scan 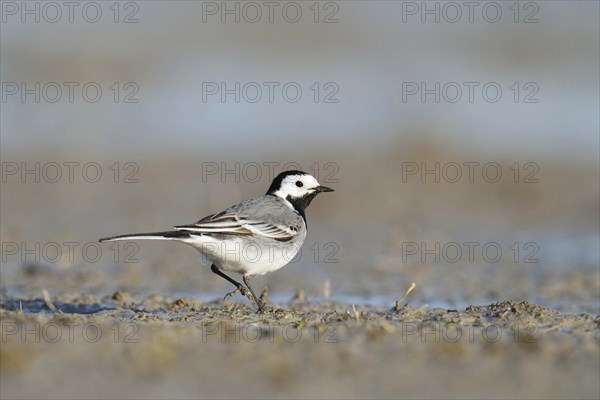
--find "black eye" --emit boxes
[295,181,303,187]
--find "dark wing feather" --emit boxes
[174,211,297,241]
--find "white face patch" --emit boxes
[273,174,321,200]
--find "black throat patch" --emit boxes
[285,192,319,223]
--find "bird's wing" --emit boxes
[174,211,298,242]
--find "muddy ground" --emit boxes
[2,145,598,399]
[1,293,598,399]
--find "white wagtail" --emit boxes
[99,170,334,311]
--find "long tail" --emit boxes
[99,230,191,242]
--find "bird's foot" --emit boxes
[223,286,250,300]
[256,306,286,315]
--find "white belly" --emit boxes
[183,231,307,276]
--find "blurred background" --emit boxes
[1,1,599,399]
[1,1,598,312]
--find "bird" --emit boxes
[99,170,334,312]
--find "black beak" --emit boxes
[316,185,334,193]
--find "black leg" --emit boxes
[210,264,250,299]
[243,274,264,312]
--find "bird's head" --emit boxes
[267,170,334,211]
